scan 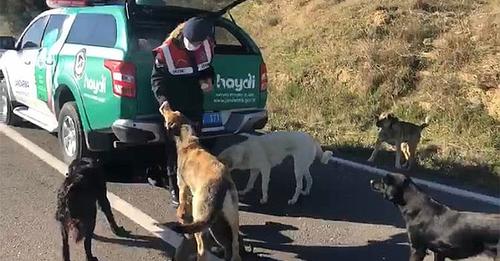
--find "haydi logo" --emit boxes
[84,75,106,95]
[216,74,256,92]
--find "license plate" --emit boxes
[202,112,222,127]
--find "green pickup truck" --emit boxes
[0,0,268,164]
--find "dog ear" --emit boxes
[383,174,395,185]
[387,113,398,122]
[402,177,411,187]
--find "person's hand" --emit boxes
[200,79,213,93]
[159,101,170,114]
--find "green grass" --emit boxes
[232,0,500,192]
[0,17,12,35]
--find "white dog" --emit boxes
[218,131,334,205]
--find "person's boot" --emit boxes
[147,165,179,208]
[167,171,179,208]
[146,165,165,187]
[169,188,179,208]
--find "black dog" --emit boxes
[55,158,129,261]
[371,173,500,261]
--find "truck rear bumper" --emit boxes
[111,109,267,147]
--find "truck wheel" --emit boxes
[0,78,21,125]
[58,102,90,164]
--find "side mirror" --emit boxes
[0,36,17,50]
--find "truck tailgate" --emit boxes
[205,54,262,111]
[131,50,263,116]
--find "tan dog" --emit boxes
[160,106,241,261]
[368,113,429,170]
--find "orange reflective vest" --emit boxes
[153,38,214,76]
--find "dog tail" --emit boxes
[171,218,215,235]
[316,143,334,164]
[171,179,230,235]
[420,116,431,129]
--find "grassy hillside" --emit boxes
[0,17,12,35]
[232,0,500,189]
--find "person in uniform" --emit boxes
[150,17,215,207]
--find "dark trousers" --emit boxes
[164,137,177,178]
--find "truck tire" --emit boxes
[0,78,22,125]
[58,102,90,164]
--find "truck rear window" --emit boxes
[66,14,117,48]
[214,26,248,54]
[131,22,253,55]
[135,0,234,12]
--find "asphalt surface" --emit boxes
[0,123,499,261]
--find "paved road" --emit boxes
[0,123,498,261]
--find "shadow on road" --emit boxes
[230,161,406,228]
[93,233,174,255]
[240,222,409,261]
[147,221,408,260]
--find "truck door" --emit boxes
[9,16,49,106]
[34,14,69,116]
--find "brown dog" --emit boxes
[368,113,429,170]
[160,106,241,261]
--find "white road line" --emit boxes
[330,157,500,207]
[239,132,500,207]
[0,124,222,261]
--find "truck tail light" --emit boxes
[46,0,113,8]
[47,0,90,8]
[260,62,268,92]
[104,60,136,98]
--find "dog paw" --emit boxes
[301,190,310,196]
[367,158,375,162]
[259,198,268,204]
[113,226,131,237]
[287,199,297,205]
[176,207,186,219]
